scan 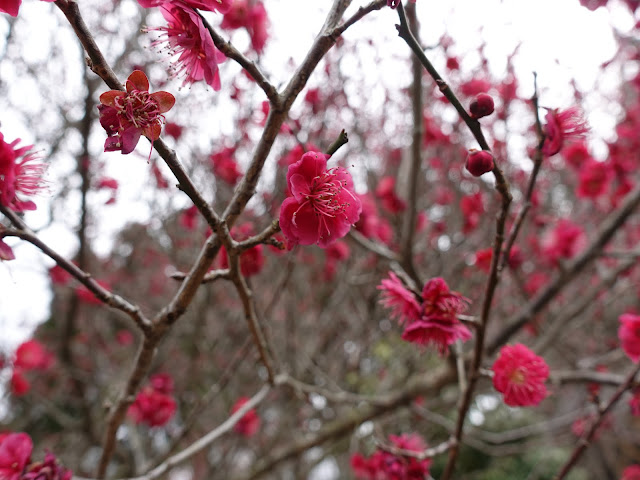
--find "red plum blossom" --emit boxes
[279,151,361,248]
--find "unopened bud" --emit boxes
[469,93,495,119]
[465,149,494,177]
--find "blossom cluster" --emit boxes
[0,339,54,397]
[128,372,178,427]
[378,273,471,354]
[351,433,431,480]
[0,432,71,480]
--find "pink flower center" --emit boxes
[114,90,163,131]
[509,367,526,385]
[294,168,355,237]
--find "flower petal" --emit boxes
[150,91,176,113]
[126,70,150,93]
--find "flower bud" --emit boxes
[469,93,495,119]
[465,149,494,177]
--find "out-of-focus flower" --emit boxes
[576,159,612,199]
[379,273,471,354]
[279,151,361,248]
[0,132,46,212]
[149,2,227,90]
[461,192,484,233]
[98,70,175,155]
[210,147,242,185]
[10,369,30,396]
[231,397,261,437]
[14,340,53,371]
[622,465,640,480]
[375,176,406,214]
[0,0,55,17]
[542,107,589,157]
[492,343,549,407]
[0,238,14,261]
[128,382,177,427]
[221,0,270,53]
[22,452,72,480]
[218,224,264,277]
[541,219,586,264]
[0,432,32,480]
[136,0,232,13]
[351,433,431,479]
[619,313,640,362]
[163,122,184,140]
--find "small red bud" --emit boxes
[469,93,495,119]
[465,149,494,177]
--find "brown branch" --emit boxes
[198,14,279,105]
[395,4,512,477]
[97,336,158,477]
[0,223,151,332]
[223,224,276,384]
[244,366,456,480]
[499,73,545,271]
[55,0,221,232]
[488,182,640,354]
[552,363,640,480]
[399,1,423,285]
[534,257,637,354]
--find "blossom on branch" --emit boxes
[279,151,361,248]
[0,432,71,480]
[231,397,261,437]
[0,132,46,212]
[221,0,270,53]
[492,343,550,407]
[378,273,471,354]
[98,70,175,155]
[148,2,227,90]
[619,313,640,363]
[351,433,431,479]
[542,107,589,157]
[136,0,232,13]
[128,373,177,427]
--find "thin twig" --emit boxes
[198,13,279,105]
[552,363,640,480]
[1,223,151,332]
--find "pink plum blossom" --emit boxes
[279,151,361,248]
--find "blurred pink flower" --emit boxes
[351,433,430,479]
[619,313,640,362]
[542,107,589,157]
[492,343,549,407]
[0,0,55,17]
[0,433,32,480]
[622,465,640,480]
[231,397,261,437]
[221,0,269,53]
[14,340,53,371]
[137,0,232,12]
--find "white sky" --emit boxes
[0,0,631,351]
